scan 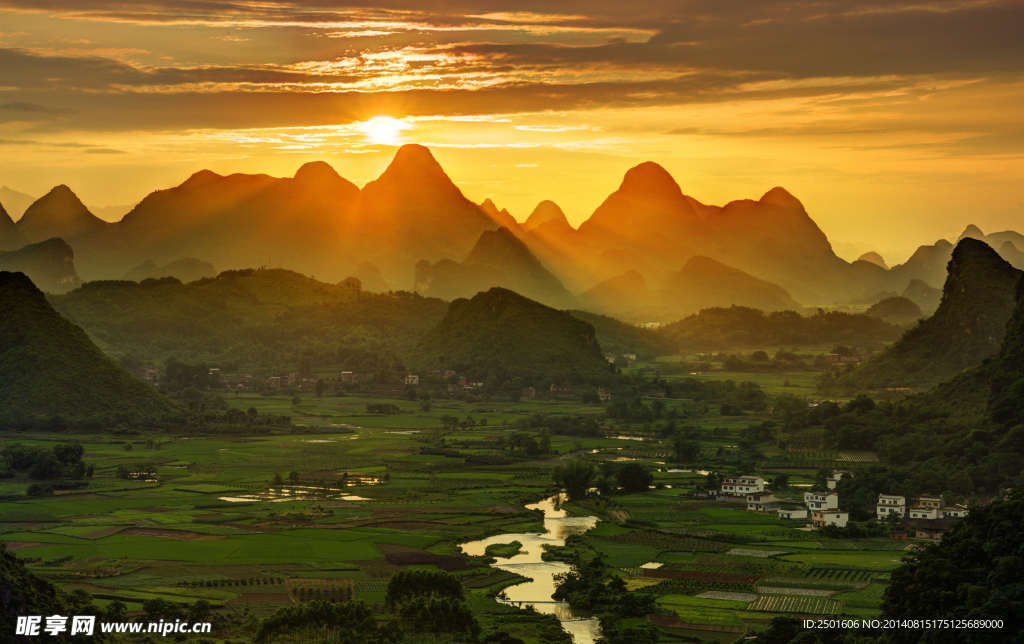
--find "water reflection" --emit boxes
[460,494,601,644]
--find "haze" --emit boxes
[1,0,1022,262]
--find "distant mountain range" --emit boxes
[836,238,1022,389]
[1,145,1022,324]
[0,238,79,293]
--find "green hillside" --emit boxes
[834,238,1021,390]
[407,287,617,386]
[0,271,180,424]
[864,296,922,326]
[567,309,676,360]
[0,543,96,643]
[48,268,451,373]
[660,305,901,350]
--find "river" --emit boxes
[460,494,602,644]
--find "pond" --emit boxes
[460,494,601,644]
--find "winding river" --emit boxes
[460,495,602,644]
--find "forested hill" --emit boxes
[823,272,1024,497]
[0,271,180,424]
[567,309,676,360]
[407,287,618,387]
[0,543,94,643]
[659,305,901,350]
[46,270,668,377]
[834,238,1021,390]
[48,268,452,375]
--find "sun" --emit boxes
[362,116,407,143]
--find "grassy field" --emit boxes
[1,376,910,643]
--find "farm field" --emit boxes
[2,378,924,644]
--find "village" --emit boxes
[698,470,972,541]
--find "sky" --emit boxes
[1,0,1022,263]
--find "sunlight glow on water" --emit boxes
[461,494,601,644]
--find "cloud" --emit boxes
[1,101,74,113]
[84,147,126,153]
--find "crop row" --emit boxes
[641,579,757,595]
[807,568,873,582]
[605,531,730,553]
[645,569,763,585]
[747,595,840,614]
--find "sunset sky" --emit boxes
[2,0,1022,262]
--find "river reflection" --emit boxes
[460,494,601,644]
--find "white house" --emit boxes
[778,506,808,520]
[804,491,839,511]
[722,476,765,496]
[813,510,849,528]
[876,494,906,520]
[405,374,419,385]
[942,504,969,519]
[746,491,777,512]
[827,470,848,490]
[907,506,939,520]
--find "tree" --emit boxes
[104,600,127,622]
[552,459,596,501]
[27,451,63,479]
[814,467,830,490]
[291,396,301,406]
[288,470,300,484]
[123,442,134,451]
[756,616,803,644]
[751,350,770,362]
[616,463,653,494]
[419,400,431,412]
[673,435,700,461]
[188,599,211,623]
[247,406,258,417]
[315,380,326,397]
[273,472,284,485]
[770,473,790,491]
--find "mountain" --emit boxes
[350,261,391,293]
[989,273,1024,429]
[581,257,802,322]
[406,287,613,384]
[523,200,570,232]
[0,238,80,293]
[0,543,82,644]
[858,251,889,270]
[567,309,676,360]
[90,203,134,222]
[16,185,110,243]
[581,270,653,318]
[0,200,28,251]
[901,279,943,315]
[888,227,1024,292]
[478,198,520,232]
[0,186,36,219]
[122,258,216,283]
[50,268,449,373]
[361,145,498,270]
[864,296,922,326]
[73,161,363,282]
[699,188,848,303]
[661,306,902,351]
[0,271,179,422]
[999,241,1024,270]
[414,227,575,308]
[837,238,1022,389]
[577,162,700,266]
